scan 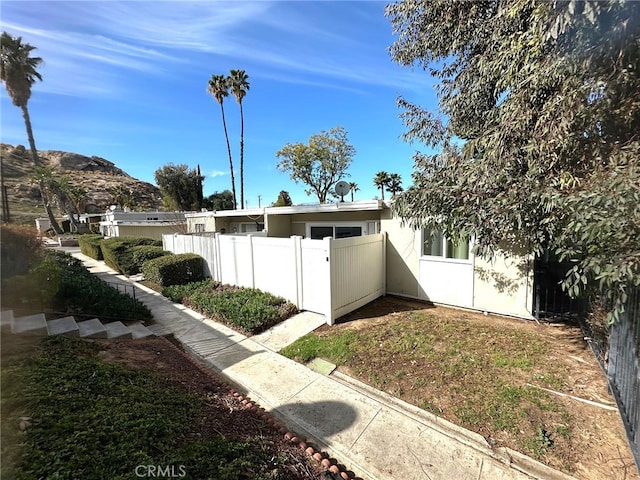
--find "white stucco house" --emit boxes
[100,209,188,240]
[184,201,536,320]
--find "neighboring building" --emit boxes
[185,201,535,319]
[100,209,187,240]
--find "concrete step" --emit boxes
[13,313,49,335]
[129,322,154,339]
[146,323,173,337]
[1,310,14,333]
[77,318,108,339]
[47,316,80,337]
[104,321,133,339]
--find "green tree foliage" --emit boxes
[387,173,403,197]
[373,171,390,200]
[276,126,354,203]
[203,190,234,211]
[272,190,293,207]
[109,185,135,210]
[154,163,204,211]
[386,0,640,320]
[348,182,359,202]
[1,31,62,233]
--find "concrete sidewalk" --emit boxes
[70,250,576,480]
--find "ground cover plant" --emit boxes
[1,249,151,322]
[280,297,637,480]
[1,335,324,480]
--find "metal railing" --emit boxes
[102,280,137,301]
[607,286,640,469]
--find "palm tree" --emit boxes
[229,69,250,210]
[373,171,390,201]
[1,31,63,233]
[387,173,403,197]
[348,181,359,202]
[207,74,237,209]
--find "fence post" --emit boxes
[247,234,255,288]
[214,233,222,282]
[381,231,387,296]
[324,236,334,325]
[292,236,303,309]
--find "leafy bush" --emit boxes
[100,237,162,275]
[131,245,171,272]
[185,287,297,334]
[142,253,204,287]
[162,279,219,303]
[0,224,43,281]
[78,234,104,260]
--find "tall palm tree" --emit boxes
[373,171,390,201]
[348,181,359,202]
[1,31,63,232]
[207,74,237,209]
[387,173,403,197]
[229,69,250,210]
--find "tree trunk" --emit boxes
[21,105,63,234]
[219,103,237,209]
[239,101,245,209]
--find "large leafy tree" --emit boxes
[272,190,293,207]
[229,69,250,210]
[1,31,62,233]
[386,0,640,319]
[202,190,234,211]
[207,74,237,209]
[154,164,204,211]
[276,126,354,204]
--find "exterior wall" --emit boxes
[116,225,177,240]
[380,211,423,299]
[473,248,534,318]
[290,211,379,223]
[186,214,217,233]
[266,214,292,237]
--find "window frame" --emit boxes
[420,228,473,263]
[306,221,372,240]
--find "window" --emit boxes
[308,223,365,240]
[422,228,470,260]
[194,223,205,233]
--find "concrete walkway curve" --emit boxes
[68,249,577,480]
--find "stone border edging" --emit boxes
[155,335,363,480]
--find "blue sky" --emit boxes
[1,0,438,208]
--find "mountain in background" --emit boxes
[0,143,164,224]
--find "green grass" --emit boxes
[280,308,573,464]
[1,336,297,480]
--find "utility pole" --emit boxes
[258,195,262,208]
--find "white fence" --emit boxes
[163,233,386,324]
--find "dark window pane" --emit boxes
[310,226,334,239]
[335,226,362,239]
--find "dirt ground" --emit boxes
[95,336,333,480]
[324,297,639,480]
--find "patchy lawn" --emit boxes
[280,296,638,480]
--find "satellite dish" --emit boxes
[334,181,351,202]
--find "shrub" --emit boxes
[185,287,298,334]
[162,279,219,303]
[142,253,204,287]
[100,237,162,275]
[131,245,171,272]
[0,224,43,280]
[78,234,104,260]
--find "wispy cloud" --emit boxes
[209,170,227,178]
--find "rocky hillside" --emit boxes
[0,143,163,223]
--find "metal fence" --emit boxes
[102,280,137,301]
[607,286,640,469]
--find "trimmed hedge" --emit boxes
[78,234,104,260]
[100,237,162,275]
[142,253,204,287]
[131,245,171,272]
